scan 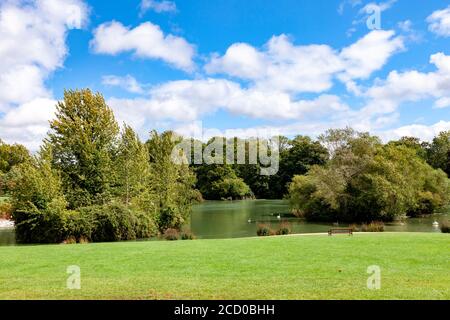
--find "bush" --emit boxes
[276,222,292,235]
[79,202,157,242]
[256,224,273,237]
[163,228,180,240]
[440,220,450,233]
[361,221,385,232]
[180,230,196,240]
[0,201,12,220]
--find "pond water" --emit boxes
[188,200,449,239]
[0,200,448,245]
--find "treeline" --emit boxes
[0,89,449,243]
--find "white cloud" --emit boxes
[205,31,403,94]
[362,52,450,117]
[427,5,450,37]
[0,98,57,150]
[91,21,195,71]
[338,30,404,81]
[0,0,88,149]
[140,0,176,14]
[102,75,146,94]
[379,121,450,142]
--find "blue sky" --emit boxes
[0,0,449,149]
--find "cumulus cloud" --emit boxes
[140,0,176,14]
[427,5,450,37]
[0,0,88,149]
[91,21,195,71]
[362,52,450,117]
[205,30,403,94]
[379,121,450,142]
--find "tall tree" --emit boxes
[47,89,119,208]
[427,131,450,177]
[114,125,151,206]
[146,131,198,231]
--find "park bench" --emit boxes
[328,228,353,236]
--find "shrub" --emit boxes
[13,197,69,243]
[180,230,196,240]
[440,220,450,233]
[63,236,77,244]
[163,228,180,241]
[276,222,292,235]
[361,221,385,232]
[256,224,273,237]
[0,201,12,220]
[79,202,157,242]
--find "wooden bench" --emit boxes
[328,228,353,236]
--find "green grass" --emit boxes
[0,233,448,300]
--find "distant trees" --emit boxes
[288,129,449,222]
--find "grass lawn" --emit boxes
[0,233,448,300]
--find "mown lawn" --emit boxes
[0,233,448,300]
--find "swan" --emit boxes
[277,214,281,219]
[432,221,439,227]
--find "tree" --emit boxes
[47,89,119,208]
[195,164,252,200]
[387,136,428,160]
[114,125,151,206]
[269,135,328,199]
[0,140,31,195]
[288,129,449,222]
[146,130,198,231]
[427,131,450,177]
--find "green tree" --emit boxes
[427,131,450,176]
[196,164,252,200]
[47,89,119,208]
[114,125,151,206]
[269,135,328,199]
[288,129,449,222]
[146,130,198,231]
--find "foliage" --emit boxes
[288,129,450,222]
[195,163,253,200]
[180,230,196,240]
[276,222,292,235]
[360,221,385,232]
[146,131,198,230]
[79,202,157,242]
[256,224,274,236]
[426,131,450,177]
[48,89,119,208]
[114,125,151,206]
[163,228,180,241]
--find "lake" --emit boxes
[0,200,448,245]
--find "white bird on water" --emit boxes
[277,214,281,219]
[432,221,439,227]
[248,219,252,223]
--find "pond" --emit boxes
[188,200,449,239]
[0,200,448,245]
